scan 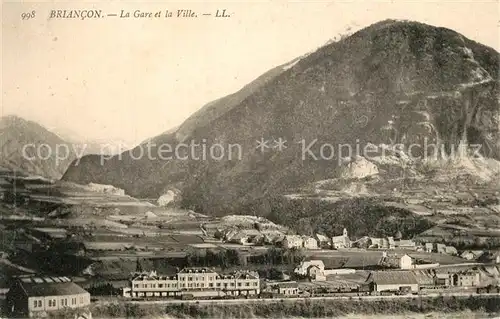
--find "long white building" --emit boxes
[128,267,260,298]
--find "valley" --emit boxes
[1,17,500,318]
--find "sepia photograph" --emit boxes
[1,0,500,318]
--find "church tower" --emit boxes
[343,228,348,237]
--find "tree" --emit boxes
[254,222,263,232]
[284,247,305,264]
[185,250,202,267]
[226,249,243,266]
[135,258,143,272]
[205,249,218,266]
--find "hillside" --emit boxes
[0,115,76,179]
[63,20,500,216]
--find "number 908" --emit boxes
[21,11,36,20]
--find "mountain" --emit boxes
[69,139,133,157]
[62,20,500,217]
[0,115,77,179]
[53,128,133,156]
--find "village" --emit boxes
[2,218,500,318]
[119,227,500,299]
[1,167,500,318]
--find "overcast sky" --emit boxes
[2,0,499,146]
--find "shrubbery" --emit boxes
[89,296,500,318]
[267,196,434,239]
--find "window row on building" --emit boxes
[129,268,260,298]
[32,295,87,309]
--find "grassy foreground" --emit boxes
[85,296,500,319]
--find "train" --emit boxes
[476,285,500,294]
[124,282,500,301]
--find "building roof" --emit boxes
[325,270,371,284]
[179,267,218,274]
[471,250,485,257]
[264,233,285,243]
[398,240,416,246]
[234,271,259,280]
[14,277,88,297]
[413,270,434,285]
[342,255,384,268]
[331,235,346,243]
[435,273,449,279]
[401,254,415,260]
[370,271,418,285]
[445,246,458,253]
[315,234,329,242]
[284,235,303,242]
[132,271,177,281]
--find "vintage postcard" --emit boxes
[1,1,500,318]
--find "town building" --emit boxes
[6,276,91,318]
[294,260,326,276]
[129,268,260,298]
[307,265,326,281]
[461,251,475,260]
[399,254,439,270]
[436,243,447,254]
[369,271,419,293]
[315,233,330,248]
[413,270,435,290]
[294,260,356,281]
[434,273,451,286]
[450,271,480,287]
[302,236,318,249]
[396,239,417,250]
[369,237,389,249]
[461,250,484,260]
[331,228,351,249]
[131,271,179,297]
[388,237,396,249]
[400,254,415,270]
[263,281,299,296]
[444,246,458,256]
[425,243,434,253]
[433,269,481,288]
[281,235,303,249]
[264,233,285,245]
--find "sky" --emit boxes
[2,0,499,146]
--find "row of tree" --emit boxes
[184,249,246,268]
[178,247,306,269]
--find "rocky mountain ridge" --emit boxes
[0,115,77,179]
[62,20,500,216]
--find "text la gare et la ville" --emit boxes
[48,9,230,20]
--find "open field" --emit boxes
[308,249,466,266]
